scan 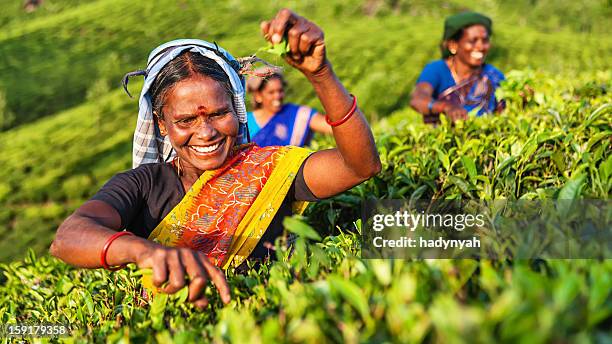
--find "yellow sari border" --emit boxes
[222,146,311,269]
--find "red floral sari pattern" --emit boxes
[174,145,287,266]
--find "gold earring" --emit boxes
[176,157,183,176]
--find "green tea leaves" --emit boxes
[461,156,477,181]
[257,39,290,57]
[284,216,321,241]
[558,174,586,200]
[496,156,517,173]
[329,276,372,324]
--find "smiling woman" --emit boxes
[409,12,505,124]
[49,9,380,309]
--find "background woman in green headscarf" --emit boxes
[410,11,505,124]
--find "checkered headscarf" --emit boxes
[123,39,249,168]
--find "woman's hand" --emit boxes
[260,9,328,77]
[135,242,231,309]
[50,201,231,310]
[441,102,468,122]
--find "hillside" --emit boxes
[0,0,610,129]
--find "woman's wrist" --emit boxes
[303,60,334,84]
[427,99,436,115]
[105,234,151,267]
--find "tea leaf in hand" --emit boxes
[257,39,290,57]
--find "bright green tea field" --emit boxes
[0,0,610,342]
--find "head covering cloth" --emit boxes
[441,12,493,58]
[123,39,249,168]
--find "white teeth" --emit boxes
[471,52,484,59]
[190,142,220,153]
[272,100,282,107]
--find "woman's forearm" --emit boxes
[309,113,333,135]
[50,206,150,268]
[410,91,431,115]
[51,204,231,304]
[410,83,455,120]
[304,62,380,178]
[411,93,448,116]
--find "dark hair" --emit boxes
[257,74,285,92]
[150,51,234,119]
[251,73,286,109]
[440,28,466,58]
[448,28,465,42]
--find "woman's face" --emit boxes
[157,75,239,173]
[450,24,490,68]
[255,77,285,113]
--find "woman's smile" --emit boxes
[187,139,224,156]
[470,51,484,60]
[258,78,285,114]
[271,100,282,108]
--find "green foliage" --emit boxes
[360,0,611,34]
[0,71,610,342]
[0,87,14,130]
[1,241,610,342]
[0,0,84,29]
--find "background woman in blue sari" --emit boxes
[247,67,332,147]
[410,12,505,124]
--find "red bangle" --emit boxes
[100,231,134,271]
[326,94,357,127]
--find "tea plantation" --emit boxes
[0,0,610,342]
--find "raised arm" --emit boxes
[50,199,230,308]
[261,9,381,198]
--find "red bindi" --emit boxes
[196,106,207,116]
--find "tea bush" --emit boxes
[2,241,611,342]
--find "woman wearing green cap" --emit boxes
[410,12,505,124]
